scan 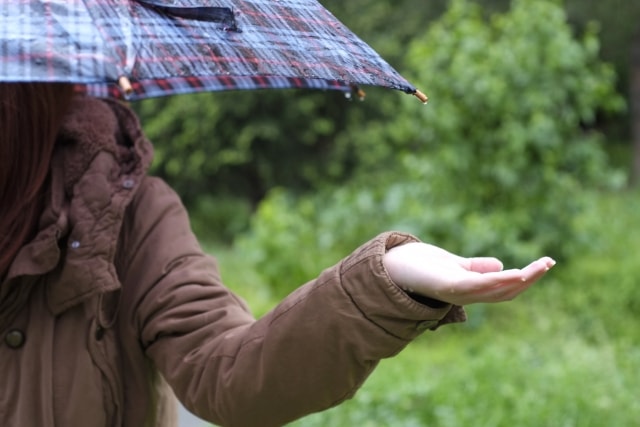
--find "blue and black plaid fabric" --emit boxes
[0,0,417,100]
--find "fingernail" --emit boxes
[540,258,557,273]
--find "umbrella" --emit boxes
[0,0,427,102]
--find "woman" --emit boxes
[0,83,555,427]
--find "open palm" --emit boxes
[383,242,556,306]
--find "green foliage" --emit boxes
[134,89,357,207]
[564,0,640,143]
[189,195,252,244]
[234,186,401,298]
[134,0,637,223]
[230,194,640,427]
[234,0,626,299]
[319,0,449,63]
[210,188,640,427]
[133,0,455,216]
[288,330,640,427]
[545,189,640,342]
[356,0,625,260]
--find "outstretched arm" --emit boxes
[122,181,464,427]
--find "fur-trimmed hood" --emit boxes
[1,96,153,319]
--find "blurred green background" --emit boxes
[134,0,640,425]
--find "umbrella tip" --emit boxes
[118,76,134,97]
[413,89,428,104]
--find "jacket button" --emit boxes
[4,329,26,349]
[122,178,135,189]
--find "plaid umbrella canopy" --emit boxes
[0,0,427,102]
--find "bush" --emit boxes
[211,188,640,427]
[234,187,392,298]
[189,195,252,244]
[383,0,626,263]
[234,0,625,298]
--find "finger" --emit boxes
[475,268,528,284]
[470,258,556,301]
[480,282,532,302]
[466,257,504,273]
[424,246,504,273]
[473,257,555,284]
[461,275,534,302]
[520,257,556,282]
[460,267,537,293]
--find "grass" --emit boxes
[286,305,640,426]
[203,188,640,427]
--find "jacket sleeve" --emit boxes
[118,177,465,427]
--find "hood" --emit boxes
[2,96,153,318]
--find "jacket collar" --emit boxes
[4,96,153,315]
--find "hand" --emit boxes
[383,242,556,306]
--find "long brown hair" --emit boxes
[0,83,76,277]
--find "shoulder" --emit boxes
[121,175,191,238]
[117,176,198,269]
[127,176,188,222]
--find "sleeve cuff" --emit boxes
[339,232,466,338]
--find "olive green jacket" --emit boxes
[0,97,465,427]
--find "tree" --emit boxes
[237,0,625,296]
[134,0,636,224]
[392,0,624,260]
[632,25,640,185]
